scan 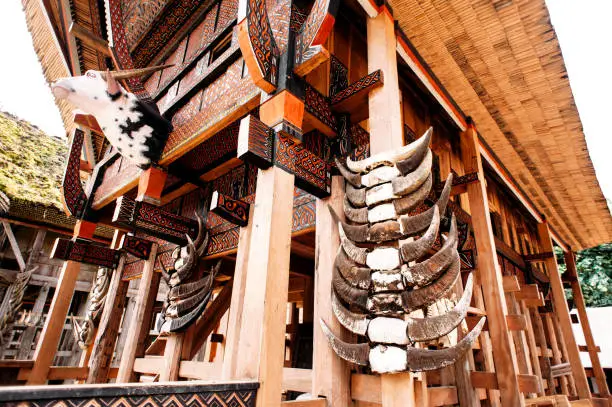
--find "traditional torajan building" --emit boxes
[2,0,611,406]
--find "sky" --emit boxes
[0,1,609,200]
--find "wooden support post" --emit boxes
[27,260,80,384]
[233,166,295,407]
[86,257,128,383]
[521,302,545,397]
[160,333,183,382]
[565,251,610,399]
[460,124,523,406]
[531,308,555,394]
[116,243,159,383]
[222,205,255,380]
[536,222,591,400]
[1,221,26,271]
[544,313,569,395]
[366,6,403,154]
[311,176,351,405]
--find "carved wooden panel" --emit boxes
[238,115,274,169]
[210,191,250,227]
[51,238,120,269]
[294,0,340,69]
[121,235,154,259]
[61,129,88,219]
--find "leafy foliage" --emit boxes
[0,111,67,209]
[557,244,612,307]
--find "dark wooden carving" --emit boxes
[294,0,340,72]
[304,83,337,133]
[210,190,250,227]
[331,69,384,106]
[112,196,198,245]
[274,133,331,198]
[61,129,88,219]
[0,380,259,407]
[238,115,274,168]
[239,0,280,92]
[329,55,349,96]
[121,235,154,260]
[51,238,120,269]
[273,120,303,143]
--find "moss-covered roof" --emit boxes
[0,111,67,210]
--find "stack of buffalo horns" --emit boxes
[157,213,220,334]
[321,128,485,374]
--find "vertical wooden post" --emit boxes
[460,124,523,407]
[531,308,555,394]
[160,333,183,381]
[521,302,545,397]
[116,243,159,383]
[544,313,569,395]
[565,251,610,399]
[367,6,403,155]
[536,222,591,400]
[86,256,128,383]
[312,176,351,405]
[222,205,255,379]
[26,220,96,384]
[233,166,295,407]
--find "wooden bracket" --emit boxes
[120,235,154,259]
[303,84,337,136]
[210,191,250,227]
[238,115,331,198]
[137,166,168,205]
[470,372,541,394]
[112,195,198,245]
[51,238,120,268]
[331,70,383,123]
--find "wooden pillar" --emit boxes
[222,205,255,379]
[160,333,183,381]
[86,257,128,383]
[233,165,295,407]
[544,313,569,395]
[565,251,610,399]
[116,243,159,383]
[26,220,96,384]
[460,124,523,407]
[311,176,351,405]
[367,6,403,155]
[535,222,590,400]
[531,308,555,394]
[520,302,545,397]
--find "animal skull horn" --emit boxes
[101,64,174,81]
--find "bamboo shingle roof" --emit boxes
[390,0,611,249]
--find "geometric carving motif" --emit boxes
[50,238,121,269]
[121,235,154,259]
[112,196,198,245]
[330,69,383,106]
[304,83,337,132]
[294,0,340,68]
[329,55,348,96]
[210,191,250,227]
[238,115,274,169]
[61,129,88,219]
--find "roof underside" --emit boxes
[390,0,611,250]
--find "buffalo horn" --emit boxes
[402,214,457,287]
[346,184,366,208]
[398,173,452,235]
[344,196,368,224]
[329,206,370,243]
[396,129,433,174]
[393,173,433,215]
[333,265,369,311]
[331,290,369,335]
[391,149,432,196]
[399,205,440,263]
[346,127,432,173]
[175,235,197,277]
[335,157,362,188]
[335,247,371,290]
[404,317,485,371]
[401,252,461,312]
[405,273,474,342]
[193,212,209,257]
[108,64,175,80]
[319,319,369,366]
[338,223,368,265]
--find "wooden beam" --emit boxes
[536,222,591,400]
[503,275,521,292]
[222,206,255,379]
[281,400,326,407]
[233,166,295,407]
[312,176,351,405]
[17,284,50,360]
[1,221,25,271]
[460,123,523,406]
[26,260,81,384]
[159,333,183,382]
[283,368,312,393]
[564,251,610,399]
[69,21,111,56]
[116,244,159,382]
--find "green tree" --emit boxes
[558,243,612,307]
